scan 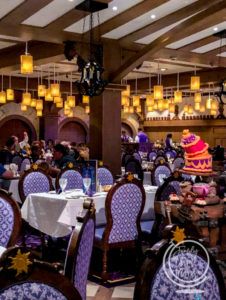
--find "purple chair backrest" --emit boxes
[0,283,67,300]
[107,183,144,243]
[150,252,221,299]
[97,168,114,186]
[23,171,51,197]
[149,152,157,162]
[153,165,171,186]
[160,181,181,201]
[165,151,175,159]
[20,158,31,172]
[61,170,83,190]
[133,152,142,163]
[12,156,22,169]
[173,157,184,170]
[72,218,95,300]
[0,197,14,247]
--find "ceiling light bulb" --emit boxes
[213,27,218,31]
[161,68,167,71]
[151,14,156,19]
[112,6,118,11]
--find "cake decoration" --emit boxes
[181,129,212,173]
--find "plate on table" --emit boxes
[143,185,158,192]
[93,192,107,197]
[0,246,6,257]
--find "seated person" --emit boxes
[30,145,42,163]
[0,163,14,179]
[76,143,89,162]
[0,136,17,164]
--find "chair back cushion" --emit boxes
[106,182,144,243]
[125,159,144,181]
[97,168,113,186]
[61,170,83,190]
[152,165,171,186]
[133,152,142,163]
[0,282,67,300]
[150,252,221,300]
[20,158,31,172]
[148,152,157,162]
[173,157,185,170]
[0,197,14,247]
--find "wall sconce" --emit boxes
[20,42,33,74]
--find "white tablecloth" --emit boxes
[21,186,157,238]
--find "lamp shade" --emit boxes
[210,109,217,116]
[190,76,200,90]
[123,106,129,113]
[56,100,63,108]
[169,103,175,113]
[211,100,218,110]
[174,90,182,103]
[163,99,169,109]
[85,106,90,114]
[30,98,37,107]
[195,102,200,111]
[0,91,6,103]
[82,95,89,104]
[184,104,188,113]
[45,88,53,101]
[129,106,134,113]
[50,83,60,97]
[153,101,158,110]
[206,97,212,109]
[147,106,153,112]
[132,95,140,107]
[68,110,74,117]
[200,104,205,113]
[154,85,163,100]
[54,96,62,104]
[158,99,164,111]
[67,95,76,107]
[22,92,31,106]
[36,109,43,117]
[188,105,193,114]
[38,84,46,97]
[136,105,142,113]
[121,85,130,97]
[146,94,154,106]
[194,92,201,103]
[6,88,14,101]
[21,104,27,111]
[36,99,43,110]
[121,95,128,106]
[20,54,33,74]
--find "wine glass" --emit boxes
[59,178,68,194]
[83,177,91,195]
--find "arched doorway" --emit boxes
[58,119,88,144]
[121,122,134,139]
[0,116,37,148]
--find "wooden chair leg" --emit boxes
[101,249,108,282]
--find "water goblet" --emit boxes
[83,177,91,195]
[59,178,68,194]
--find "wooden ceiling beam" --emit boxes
[178,36,219,52]
[119,0,211,46]
[110,0,226,82]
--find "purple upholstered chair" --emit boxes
[0,189,22,247]
[56,167,83,191]
[0,247,81,300]
[151,163,171,186]
[148,151,157,162]
[19,167,53,203]
[93,176,145,281]
[64,201,95,300]
[133,152,142,163]
[97,167,114,186]
[172,157,185,171]
[165,150,176,160]
[20,158,31,173]
[134,238,225,300]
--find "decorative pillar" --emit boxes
[89,88,121,177]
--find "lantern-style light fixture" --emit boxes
[38,67,46,97]
[174,73,182,103]
[30,98,37,107]
[36,109,43,117]
[50,65,60,97]
[146,94,154,106]
[184,104,188,113]
[121,84,130,106]
[6,74,14,101]
[85,105,90,114]
[0,74,6,104]
[194,92,201,103]
[22,76,31,106]
[132,95,140,107]
[45,88,53,101]
[82,95,90,104]
[200,104,205,113]
[188,105,194,114]
[56,99,63,108]
[36,99,43,110]
[195,102,200,111]
[136,105,142,113]
[67,73,76,107]
[21,104,27,111]
[147,106,154,112]
[154,71,163,100]
[190,66,200,90]
[129,106,134,113]
[211,99,218,110]
[20,42,33,74]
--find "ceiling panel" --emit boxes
[102,0,197,39]
[217,51,226,57]
[64,0,142,34]
[192,39,226,53]
[0,41,16,50]
[167,21,226,49]
[0,0,25,19]
[22,0,83,27]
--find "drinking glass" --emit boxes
[59,178,68,193]
[83,177,91,195]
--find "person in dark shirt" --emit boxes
[0,136,17,165]
[53,143,76,169]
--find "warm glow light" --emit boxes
[36,109,42,117]
[211,100,218,110]
[129,106,134,113]
[206,97,212,109]
[132,95,140,107]
[121,95,128,106]
[50,83,60,97]
[200,104,205,112]
[82,95,90,104]
[30,98,37,107]
[147,106,153,112]
[67,95,76,107]
[158,99,164,111]
[21,104,27,111]
[45,88,53,101]
[190,76,200,90]
[36,99,43,110]
[136,105,141,113]
[163,99,169,109]
[68,110,74,117]
[154,85,163,100]
[169,103,175,113]
[174,90,182,103]
[0,91,6,103]
[56,100,63,108]
[6,89,14,101]
[20,54,33,74]
[123,106,129,113]
[184,104,188,113]
[194,92,201,103]
[210,109,217,116]
[146,94,154,106]
[22,92,31,106]
[85,106,90,114]
[195,102,200,111]
[188,105,193,114]
[38,85,46,97]
[121,85,130,97]
[153,101,158,110]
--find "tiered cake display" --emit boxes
[181,129,212,174]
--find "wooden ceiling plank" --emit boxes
[87,0,168,41]
[0,0,53,25]
[110,1,226,82]
[119,0,211,46]
[178,36,220,52]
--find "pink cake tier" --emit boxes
[181,129,212,173]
